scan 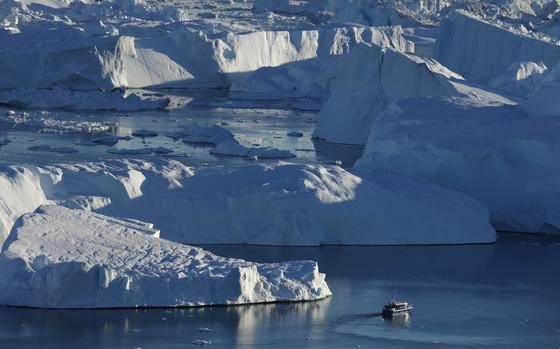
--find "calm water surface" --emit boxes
[1,235,559,349]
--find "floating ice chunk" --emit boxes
[107,147,173,155]
[0,205,331,308]
[77,134,131,147]
[192,340,211,346]
[28,144,78,153]
[132,129,158,138]
[210,140,296,159]
[0,111,114,134]
[287,132,304,137]
[178,124,236,145]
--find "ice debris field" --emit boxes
[0,0,559,308]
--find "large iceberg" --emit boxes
[0,205,330,308]
[356,95,560,234]
[312,44,464,145]
[0,160,495,246]
[229,25,414,105]
[435,10,560,81]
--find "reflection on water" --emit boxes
[1,235,559,348]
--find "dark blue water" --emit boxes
[1,235,559,349]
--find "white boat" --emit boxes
[382,301,413,318]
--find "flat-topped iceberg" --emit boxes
[0,205,330,308]
[0,160,495,246]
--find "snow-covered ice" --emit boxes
[436,10,560,82]
[356,95,560,234]
[313,44,464,145]
[0,205,331,308]
[0,159,495,246]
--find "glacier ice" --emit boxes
[0,160,496,247]
[313,44,464,145]
[356,95,560,234]
[0,205,331,308]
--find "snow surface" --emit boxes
[0,160,495,247]
[356,95,560,234]
[0,205,331,308]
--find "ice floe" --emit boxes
[210,140,296,159]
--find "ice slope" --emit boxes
[229,26,414,104]
[436,10,560,81]
[0,166,49,245]
[0,205,330,308]
[313,44,464,145]
[520,61,560,116]
[356,95,560,234]
[0,160,495,246]
[488,61,548,97]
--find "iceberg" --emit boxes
[0,205,331,308]
[313,44,463,145]
[0,160,495,246]
[229,25,414,105]
[356,95,560,234]
[210,140,296,159]
[435,10,560,81]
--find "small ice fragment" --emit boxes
[192,339,211,346]
[287,131,304,137]
[132,129,158,138]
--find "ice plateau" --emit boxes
[0,205,331,308]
